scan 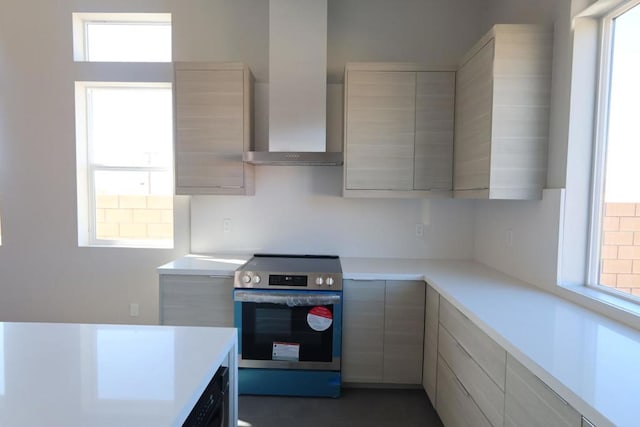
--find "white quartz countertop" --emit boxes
[158,254,640,426]
[0,322,237,427]
[158,254,251,276]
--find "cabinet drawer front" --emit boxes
[439,325,504,427]
[160,275,234,327]
[439,298,506,388]
[436,356,492,427]
[505,355,581,427]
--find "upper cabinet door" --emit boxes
[174,63,254,195]
[454,39,494,193]
[345,70,416,191]
[453,25,552,200]
[414,71,455,191]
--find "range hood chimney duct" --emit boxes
[243,0,343,166]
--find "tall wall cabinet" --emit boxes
[453,25,553,200]
[174,62,254,195]
[343,63,455,198]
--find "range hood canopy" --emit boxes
[243,151,343,166]
[244,0,342,166]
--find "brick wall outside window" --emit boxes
[600,202,640,296]
[95,195,173,241]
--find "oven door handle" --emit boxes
[233,290,341,307]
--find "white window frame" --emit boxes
[75,81,173,249]
[72,13,172,62]
[587,0,640,296]
[73,12,174,249]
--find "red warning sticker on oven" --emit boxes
[307,306,333,331]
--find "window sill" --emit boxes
[81,240,173,250]
[557,283,640,331]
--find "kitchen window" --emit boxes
[73,13,174,248]
[72,13,171,62]
[589,1,640,298]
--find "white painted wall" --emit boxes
[192,167,476,259]
[191,0,488,260]
[0,0,266,324]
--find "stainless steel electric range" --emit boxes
[233,254,343,397]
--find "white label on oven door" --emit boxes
[307,306,333,332]
[272,342,300,361]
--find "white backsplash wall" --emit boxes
[191,166,476,259]
[473,189,564,291]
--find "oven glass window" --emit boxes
[242,302,334,362]
[255,308,291,339]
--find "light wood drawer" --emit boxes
[439,325,504,427]
[436,356,492,427]
[439,298,506,388]
[160,275,234,327]
[505,354,581,427]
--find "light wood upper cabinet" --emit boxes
[415,72,455,191]
[454,25,553,200]
[343,63,455,198]
[344,70,416,191]
[174,62,254,195]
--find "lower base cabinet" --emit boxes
[423,283,439,404]
[160,274,234,327]
[436,356,492,427]
[505,354,581,427]
[342,280,425,384]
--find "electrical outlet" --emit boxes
[223,218,231,233]
[415,223,424,237]
[129,303,139,317]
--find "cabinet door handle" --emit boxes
[454,374,471,397]
[535,373,570,407]
[456,341,472,359]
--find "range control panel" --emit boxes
[234,271,342,291]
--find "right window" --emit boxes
[592,1,640,296]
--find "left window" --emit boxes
[73,13,174,248]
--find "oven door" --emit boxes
[233,290,342,370]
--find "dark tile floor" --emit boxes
[238,388,443,427]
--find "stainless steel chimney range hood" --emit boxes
[243,151,343,166]
[243,0,343,166]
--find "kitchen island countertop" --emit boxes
[0,322,238,427]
